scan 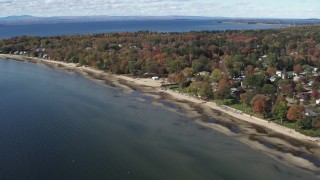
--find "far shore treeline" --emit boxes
[1,25,320,136]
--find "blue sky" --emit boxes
[0,0,319,18]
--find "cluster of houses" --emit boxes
[9,47,50,59]
[162,62,320,118]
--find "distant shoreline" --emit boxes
[1,54,320,175]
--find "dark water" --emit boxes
[0,20,285,39]
[0,59,316,180]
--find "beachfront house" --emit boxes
[152,76,160,80]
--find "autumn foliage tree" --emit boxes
[266,66,277,75]
[313,117,320,129]
[281,83,295,97]
[214,75,231,102]
[293,64,302,74]
[311,89,319,99]
[250,94,270,116]
[287,105,305,122]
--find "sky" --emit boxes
[0,0,319,19]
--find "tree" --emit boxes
[176,72,188,88]
[250,94,270,116]
[297,117,313,129]
[281,83,295,97]
[211,68,222,82]
[240,91,258,105]
[312,119,320,129]
[294,82,304,93]
[243,74,265,90]
[214,75,231,102]
[272,101,288,123]
[240,93,247,104]
[181,67,194,78]
[192,60,205,72]
[198,81,214,99]
[246,65,255,75]
[293,64,302,74]
[266,66,277,75]
[187,81,213,99]
[276,94,287,103]
[261,84,277,96]
[311,89,319,99]
[287,105,305,122]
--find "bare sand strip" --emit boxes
[1,54,320,174]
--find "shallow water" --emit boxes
[0,59,317,179]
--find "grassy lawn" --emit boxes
[214,99,252,114]
[273,119,320,137]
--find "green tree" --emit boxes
[243,74,266,91]
[295,82,304,93]
[261,84,277,96]
[297,117,313,129]
[272,101,288,123]
[211,68,222,82]
[198,81,214,99]
[181,67,194,78]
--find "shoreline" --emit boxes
[1,54,320,174]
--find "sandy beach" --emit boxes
[1,54,320,175]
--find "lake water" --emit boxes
[0,20,285,39]
[0,59,317,179]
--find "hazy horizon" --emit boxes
[1,15,319,20]
[0,0,319,19]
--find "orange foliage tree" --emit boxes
[287,105,305,122]
[250,94,270,115]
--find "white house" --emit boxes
[269,77,277,82]
[152,76,159,80]
[276,71,282,77]
[293,76,300,82]
[198,71,210,76]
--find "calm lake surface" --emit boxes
[0,59,316,180]
[0,20,286,39]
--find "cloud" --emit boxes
[0,0,12,3]
[140,0,164,3]
[0,0,319,18]
[235,1,251,6]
